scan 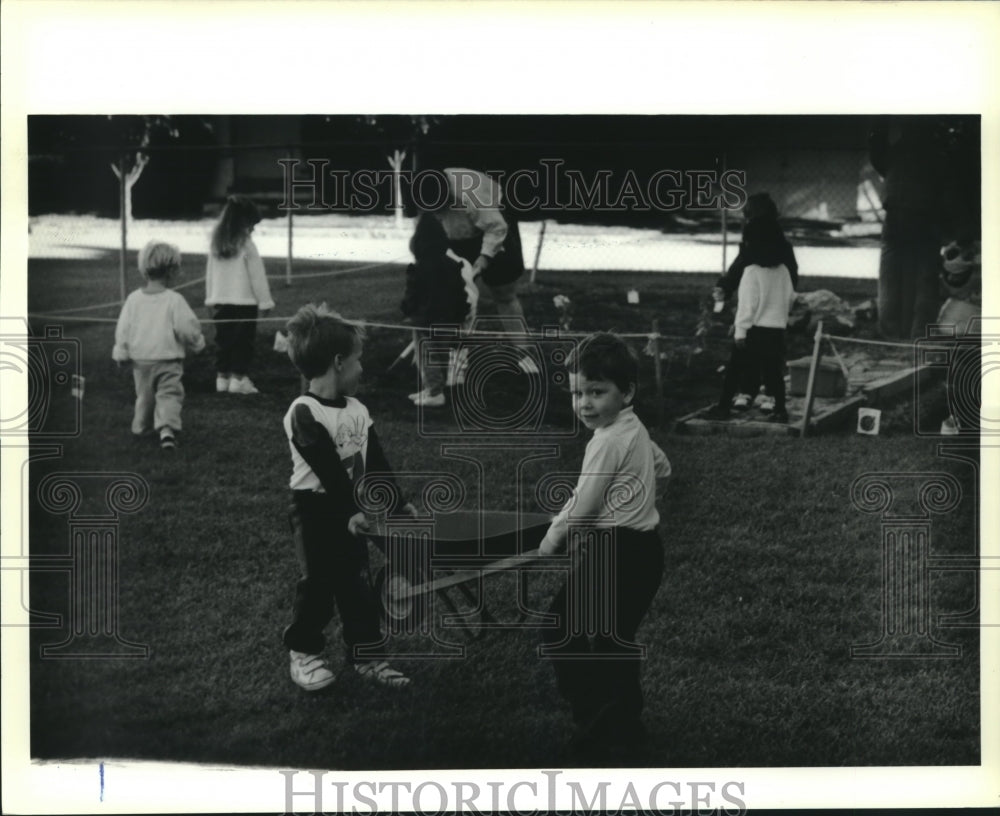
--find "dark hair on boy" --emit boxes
[285,304,365,380]
[566,332,639,396]
[741,218,789,268]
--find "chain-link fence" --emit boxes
[27,131,891,290]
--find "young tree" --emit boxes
[361,115,436,225]
[386,147,407,228]
[106,115,180,226]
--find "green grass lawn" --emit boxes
[25,249,979,768]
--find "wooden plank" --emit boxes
[806,394,869,432]
[863,364,942,405]
[676,415,791,437]
[800,321,825,438]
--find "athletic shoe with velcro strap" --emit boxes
[289,650,334,691]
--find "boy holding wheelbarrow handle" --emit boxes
[281,303,417,692]
[538,332,672,760]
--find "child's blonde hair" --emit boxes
[285,303,366,379]
[138,240,181,281]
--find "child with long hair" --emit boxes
[712,192,798,411]
[112,240,205,449]
[205,195,275,395]
[708,219,796,423]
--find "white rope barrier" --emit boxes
[818,333,917,351]
[24,310,703,347]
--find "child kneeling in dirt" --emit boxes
[538,332,672,759]
[281,303,417,691]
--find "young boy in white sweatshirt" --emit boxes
[112,241,205,449]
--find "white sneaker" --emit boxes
[228,376,260,395]
[355,660,410,688]
[518,355,540,375]
[412,390,445,407]
[215,375,230,393]
[758,395,776,413]
[289,650,335,691]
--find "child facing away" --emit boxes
[714,192,798,302]
[401,212,478,407]
[707,219,796,423]
[537,333,672,758]
[713,192,798,411]
[112,240,205,450]
[281,303,417,692]
[205,195,275,395]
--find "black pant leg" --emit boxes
[542,567,603,724]
[230,305,259,377]
[282,496,339,655]
[593,530,664,719]
[330,536,385,664]
[745,327,767,401]
[756,327,786,411]
[213,305,234,374]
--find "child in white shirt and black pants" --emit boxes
[538,333,672,760]
[205,195,275,395]
[709,219,796,423]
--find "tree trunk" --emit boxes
[124,180,135,225]
[111,153,148,229]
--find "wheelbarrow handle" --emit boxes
[394,549,565,599]
[386,339,416,372]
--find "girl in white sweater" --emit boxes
[708,219,795,423]
[205,195,275,395]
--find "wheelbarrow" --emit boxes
[367,510,554,637]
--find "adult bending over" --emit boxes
[413,167,537,373]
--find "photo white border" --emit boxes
[2,1,998,812]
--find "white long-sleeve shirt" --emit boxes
[112,288,205,362]
[543,407,672,550]
[734,263,795,340]
[433,168,508,259]
[204,238,275,310]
